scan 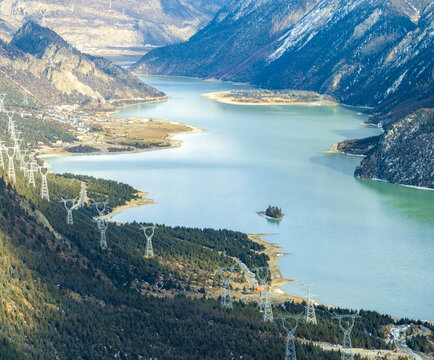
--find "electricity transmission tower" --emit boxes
[39,166,50,201]
[21,154,30,178]
[254,267,273,322]
[218,266,235,309]
[92,200,109,216]
[19,149,28,172]
[6,110,15,134]
[333,313,360,360]
[60,198,78,225]
[28,159,37,187]
[95,219,109,248]
[6,147,16,182]
[277,314,303,360]
[91,201,110,248]
[254,266,269,310]
[140,225,156,258]
[303,284,318,325]
[263,285,273,322]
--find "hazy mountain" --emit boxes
[0,0,228,47]
[0,21,164,110]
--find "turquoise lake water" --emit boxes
[47,77,434,320]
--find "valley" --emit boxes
[0,1,432,359]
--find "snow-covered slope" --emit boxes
[132,0,321,79]
[256,0,432,118]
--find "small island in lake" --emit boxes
[258,206,285,221]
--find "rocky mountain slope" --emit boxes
[0,21,164,110]
[259,0,433,126]
[355,109,434,189]
[0,0,228,48]
[132,0,321,78]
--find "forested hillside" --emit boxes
[1,142,425,358]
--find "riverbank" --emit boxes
[202,90,339,106]
[247,233,302,303]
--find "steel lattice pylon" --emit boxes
[6,147,16,183]
[254,267,273,321]
[277,314,303,360]
[263,285,273,322]
[218,266,235,309]
[60,198,79,225]
[140,225,156,258]
[303,284,318,325]
[28,161,37,187]
[92,200,109,216]
[95,219,109,248]
[254,267,269,311]
[6,110,15,134]
[333,313,360,360]
[40,167,50,201]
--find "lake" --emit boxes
[47,76,434,320]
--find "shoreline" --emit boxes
[247,233,303,303]
[202,91,339,107]
[38,122,204,160]
[257,211,284,221]
[105,96,170,115]
[99,188,155,220]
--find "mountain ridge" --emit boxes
[0,21,165,110]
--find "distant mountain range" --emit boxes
[133,0,433,188]
[0,0,228,48]
[0,21,164,110]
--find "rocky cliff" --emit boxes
[0,21,164,110]
[0,0,228,47]
[355,109,434,189]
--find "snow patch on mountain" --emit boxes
[351,9,382,39]
[267,0,382,63]
[216,0,272,23]
[385,70,408,96]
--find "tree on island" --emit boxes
[265,205,283,219]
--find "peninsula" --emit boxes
[203,90,338,106]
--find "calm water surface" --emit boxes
[48,77,434,320]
